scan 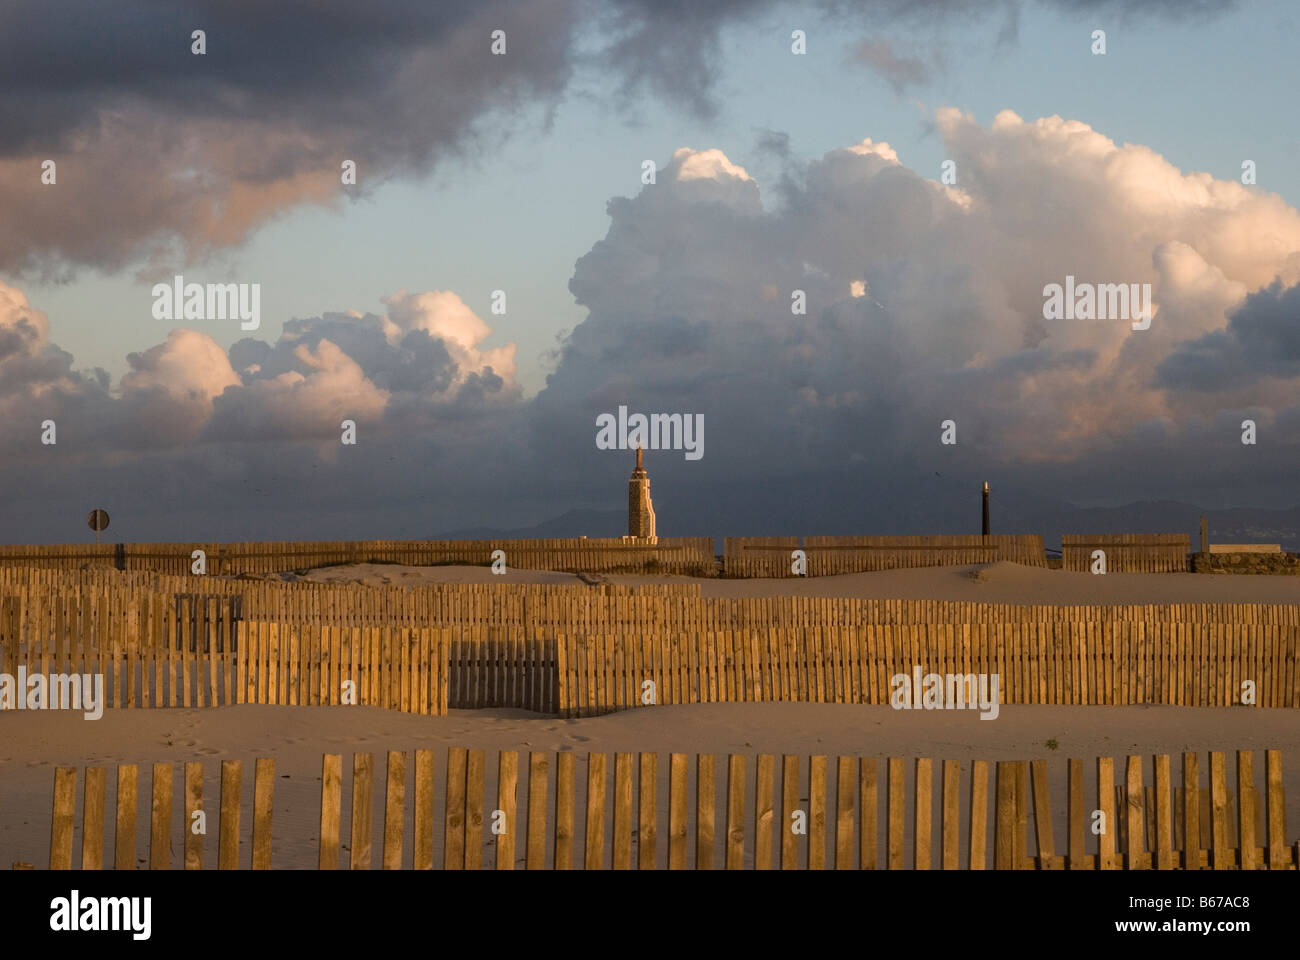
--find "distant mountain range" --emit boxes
[439,508,629,542]
[438,499,1300,552]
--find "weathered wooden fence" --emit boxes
[48,759,277,869]
[722,535,1048,577]
[3,581,1298,713]
[555,619,1300,715]
[237,623,449,713]
[0,531,1198,578]
[0,538,717,576]
[803,535,1048,575]
[722,537,799,578]
[1,568,1297,628]
[42,748,1297,870]
[447,630,557,712]
[1062,534,1190,573]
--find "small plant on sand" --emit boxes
[1046,738,1059,751]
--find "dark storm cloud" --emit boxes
[1157,280,1300,391]
[0,0,1239,275]
[0,0,579,273]
[0,0,573,159]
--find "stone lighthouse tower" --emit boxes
[627,445,657,540]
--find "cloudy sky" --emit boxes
[2,0,1298,544]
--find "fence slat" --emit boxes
[413,749,435,869]
[217,760,240,870]
[384,751,407,870]
[252,757,274,870]
[50,767,77,870]
[726,755,746,870]
[697,755,716,870]
[585,752,607,870]
[495,751,517,870]
[640,753,658,870]
[116,764,139,871]
[150,763,173,870]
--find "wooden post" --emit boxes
[184,762,203,870]
[612,753,634,870]
[755,754,775,870]
[1237,750,1255,871]
[782,754,800,869]
[252,758,275,870]
[217,760,240,870]
[319,754,342,870]
[726,755,746,870]
[115,764,139,870]
[968,760,987,870]
[640,753,659,870]
[1210,751,1229,870]
[584,752,607,870]
[554,751,575,870]
[697,754,716,870]
[914,757,931,870]
[350,753,374,870]
[384,751,407,870]
[1098,757,1116,869]
[50,768,77,870]
[414,749,435,870]
[837,757,857,870]
[1266,750,1286,870]
[995,761,1016,869]
[443,747,467,869]
[150,763,173,870]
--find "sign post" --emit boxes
[87,509,110,546]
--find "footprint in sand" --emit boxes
[195,746,222,756]
[568,734,592,743]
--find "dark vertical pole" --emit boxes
[982,482,990,536]
[1199,516,1208,554]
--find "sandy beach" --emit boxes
[3,561,1295,869]
[293,560,1300,605]
[3,701,1295,869]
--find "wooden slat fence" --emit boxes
[3,583,1297,714]
[801,535,1048,575]
[722,537,799,578]
[238,623,449,714]
[446,628,557,712]
[1,571,1295,628]
[723,535,1048,577]
[1061,534,1190,573]
[47,758,278,870]
[0,538,717,576]
[555,619,1300,715]
[41,748,1298,870]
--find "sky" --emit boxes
[1,0,1298,544]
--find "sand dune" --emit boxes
[290,560,1300,605]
